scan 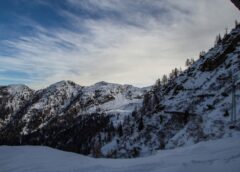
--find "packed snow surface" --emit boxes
[0,135,240,172]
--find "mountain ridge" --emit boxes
[0,24,240,158]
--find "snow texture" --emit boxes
[0,135,240,172]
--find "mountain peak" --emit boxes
[94,81,119,87]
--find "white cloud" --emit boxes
[0,0,239,89]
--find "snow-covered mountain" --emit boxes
[0,80,147,156]
[0,24,240,158]
[0,84,34,129]
[107,24,240,157]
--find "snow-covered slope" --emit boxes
[0,25,239,158]
[101,23,240,157]
[0,85,34,128]
[0,135,240,172]
[80,81,145,126]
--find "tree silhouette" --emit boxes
[138,116,144,131]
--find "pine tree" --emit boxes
[159,115,163,124]
[118,123,123,137]
[153,78,161,91]
[162,75,168,86]
[185,58,190,67]
[179,67,183,74]
[215,34,222,45]
[138,116,144,131]
[190,58,195,65]
[155,78,161,88]
[225,27,228,36]
[235,20,239,28]
[224,110,229,117]
[186,58,195,67]
[132,107,138,117]
[169,68,179,79]
[173,68,179,78]
[199,51,206,58]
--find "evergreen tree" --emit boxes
[138,116,144,131]
[117,123,123,137]
[185,58,195,67]
[179,67,183,74]
[173,68,179,78]
[224,110,229,117]
[190,58,195,65]
[185,58,190,67]
[199,51,206,58]
[235,20,239,28]
[162,75,168,86]
[159,115,163,124]
[225,27,228,36]
[153,78,161,91]
[155,78,161,88]
[215,34,222,45]
[169,68,179,79]
[132,107,138,117]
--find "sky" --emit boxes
[0,0,239,89]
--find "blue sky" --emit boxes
[0,0,239,89]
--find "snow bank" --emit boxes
[0,135,239,172]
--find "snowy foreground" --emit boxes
[0,135,240,172]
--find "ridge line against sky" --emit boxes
[0,0,239,89]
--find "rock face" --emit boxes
[0,25,240,158]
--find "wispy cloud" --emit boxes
[0,0,239,88]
